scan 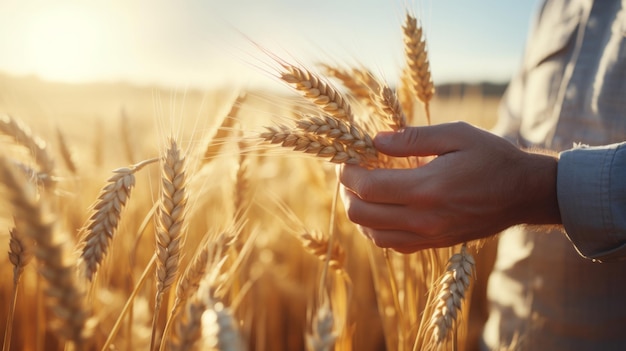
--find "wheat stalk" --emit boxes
[0,157,92,350]
[427,244,475,347]
[280,64,354,123]
[0,114,55,187]
[78,157,159,281]
[151,137,188,351]
[403,14,435,125]
[120,108,136,164]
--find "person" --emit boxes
[338,0,626,350]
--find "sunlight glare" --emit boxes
[24,6,107,82]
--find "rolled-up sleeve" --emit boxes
[558,142,626,262]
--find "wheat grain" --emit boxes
[4,227,32,351]
[374,85,407,130]
[7,227,31,286]
[306,302,337,351]
[300,231,345,271]
[155,138,188,294]
[403,14,435,124]
[0,114,55,187]
[151,137,188,350]
[428,245,475,346]
[280,64,354,123]
[202,301,247,351]
[261,114,379,167]
[78,158,158,281]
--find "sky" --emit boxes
[0,0,540,90]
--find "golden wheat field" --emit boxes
[0,13,505,351]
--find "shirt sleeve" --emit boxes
[557,142,626,262]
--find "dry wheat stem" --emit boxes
[403,14,434,125]
[100,254,156,351]
[428,245,475,346]
[280,64,354,123]
[151,137,188,351]
[0,114,55,187]
[78,157,159,281]
[0,157,91,350]
[119,109,136,164]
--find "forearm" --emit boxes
[557,142,626,262]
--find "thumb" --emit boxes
[374,122,472,157]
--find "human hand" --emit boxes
[339,122,561,253]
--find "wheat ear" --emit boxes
[202,301,247,351]
[78,157,159,281]
[280,64,354,123]
[151,137,188,351]
[261,115,378,167]
[306,301,337,351]
[374,85,408,130]
[203,92,247,163]
[0,157,92,350]
[0,114,55,187]
[428,244,475,346]
[403,14,435,125]
[3,227,32,351]
[301,231,345,271]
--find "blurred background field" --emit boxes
[0,70,502,350]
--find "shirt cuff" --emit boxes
[557,143,626,262]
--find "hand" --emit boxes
[339,122,561,253]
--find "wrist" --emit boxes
[516,151,562,225]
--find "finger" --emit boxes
[339,164,422,204]
[374,122,478,157]
[359,227,455,252]
[341,189,429,232]
[357,226,445,253]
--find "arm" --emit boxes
[339,122,561,253]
